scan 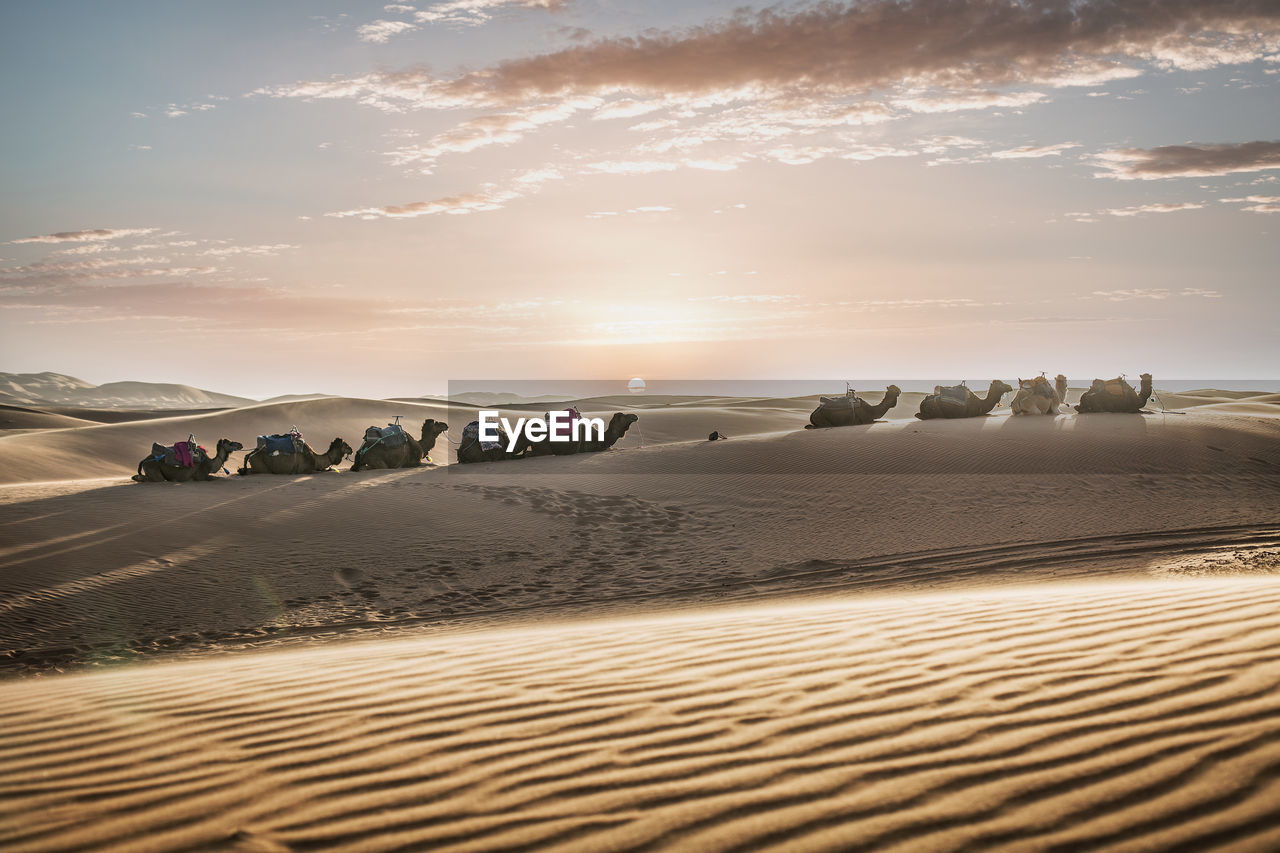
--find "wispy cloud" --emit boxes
[357,19,418,43]
[357,0,566,42]
[1102,201,1204,217]
[10,227,157,245]
[198,244,299,257]
[1097,140,1280,179]
[1090,287,1222,301]
[1220,194,1280,213]
[991,142,1080,159]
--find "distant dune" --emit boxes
[0,372,254,410]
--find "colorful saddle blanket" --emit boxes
[462,421,503,451]
[150,440,207,468]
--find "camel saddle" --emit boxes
[357,424,408,457]
[150,440,206,469]
[818,392,863,410]
[461,421,502,452]
[1101,377,1133,397]
[934,385,971,411]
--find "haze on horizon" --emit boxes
[1,0,1277,400]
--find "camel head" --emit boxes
[216,438,244,455]
[329,437,353,460]
[608,412,639,439]
[885,384,902,398]
[421,419,449,440]
[993,380,1013,396]
[1139,373,1152,383]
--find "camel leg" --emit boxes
[135,462,166,483]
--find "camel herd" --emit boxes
[132,375,1155,481]
[131,411,639,482]
[813,373,1154,426]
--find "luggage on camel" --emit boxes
[461,420,503,451]
[150,435,207,468]
[256,426,305,455]
[355,422,408,459]
[934,384,971,413]
[818,390,863,410]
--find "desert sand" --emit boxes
[1,388,1278,850]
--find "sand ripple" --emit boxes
[3,579,1280,851]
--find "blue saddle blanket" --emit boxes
[258,434,301,455]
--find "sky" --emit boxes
[1,0,1278,399]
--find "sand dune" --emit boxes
[2,390,1277,850]
[3,578,1280,851]
[1,405,1275,674]
[4,385,1273,485]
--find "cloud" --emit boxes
[259,2,1280,226]
[357,0,566,42]
[275,0,1276,108]
[1090,287,1221,301]
[1102,201,1204,216]
[357,20,418,43]
[327,191,518,220]
[10,227,157,245]
[52,244,122,256]
[388,98,599,172]
[991,142,1080,159]
[414,0,566,27]
[1091,288,1173,301]
[1097,140,1280,179]
[198,244,299,257]
[1220,194,1280,213]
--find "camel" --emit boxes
[132,438,243,482]
[1076,374,1153,413]
[1010,375,1066,416]
[916,380,1013,420]
[805,386,901,428]
[516,411,640,456]
[238,437,352,475]
[351,419,447,471]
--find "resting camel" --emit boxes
[916,380,1013,420]
[351,419,447,471]
[239,437,352,475]
[805,386,901,428]
[1076,374,1153,413]
[1010,375,1067,416]
[515,411,640,456]
[133,438,243,483]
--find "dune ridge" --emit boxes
[3,578,1280,851]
